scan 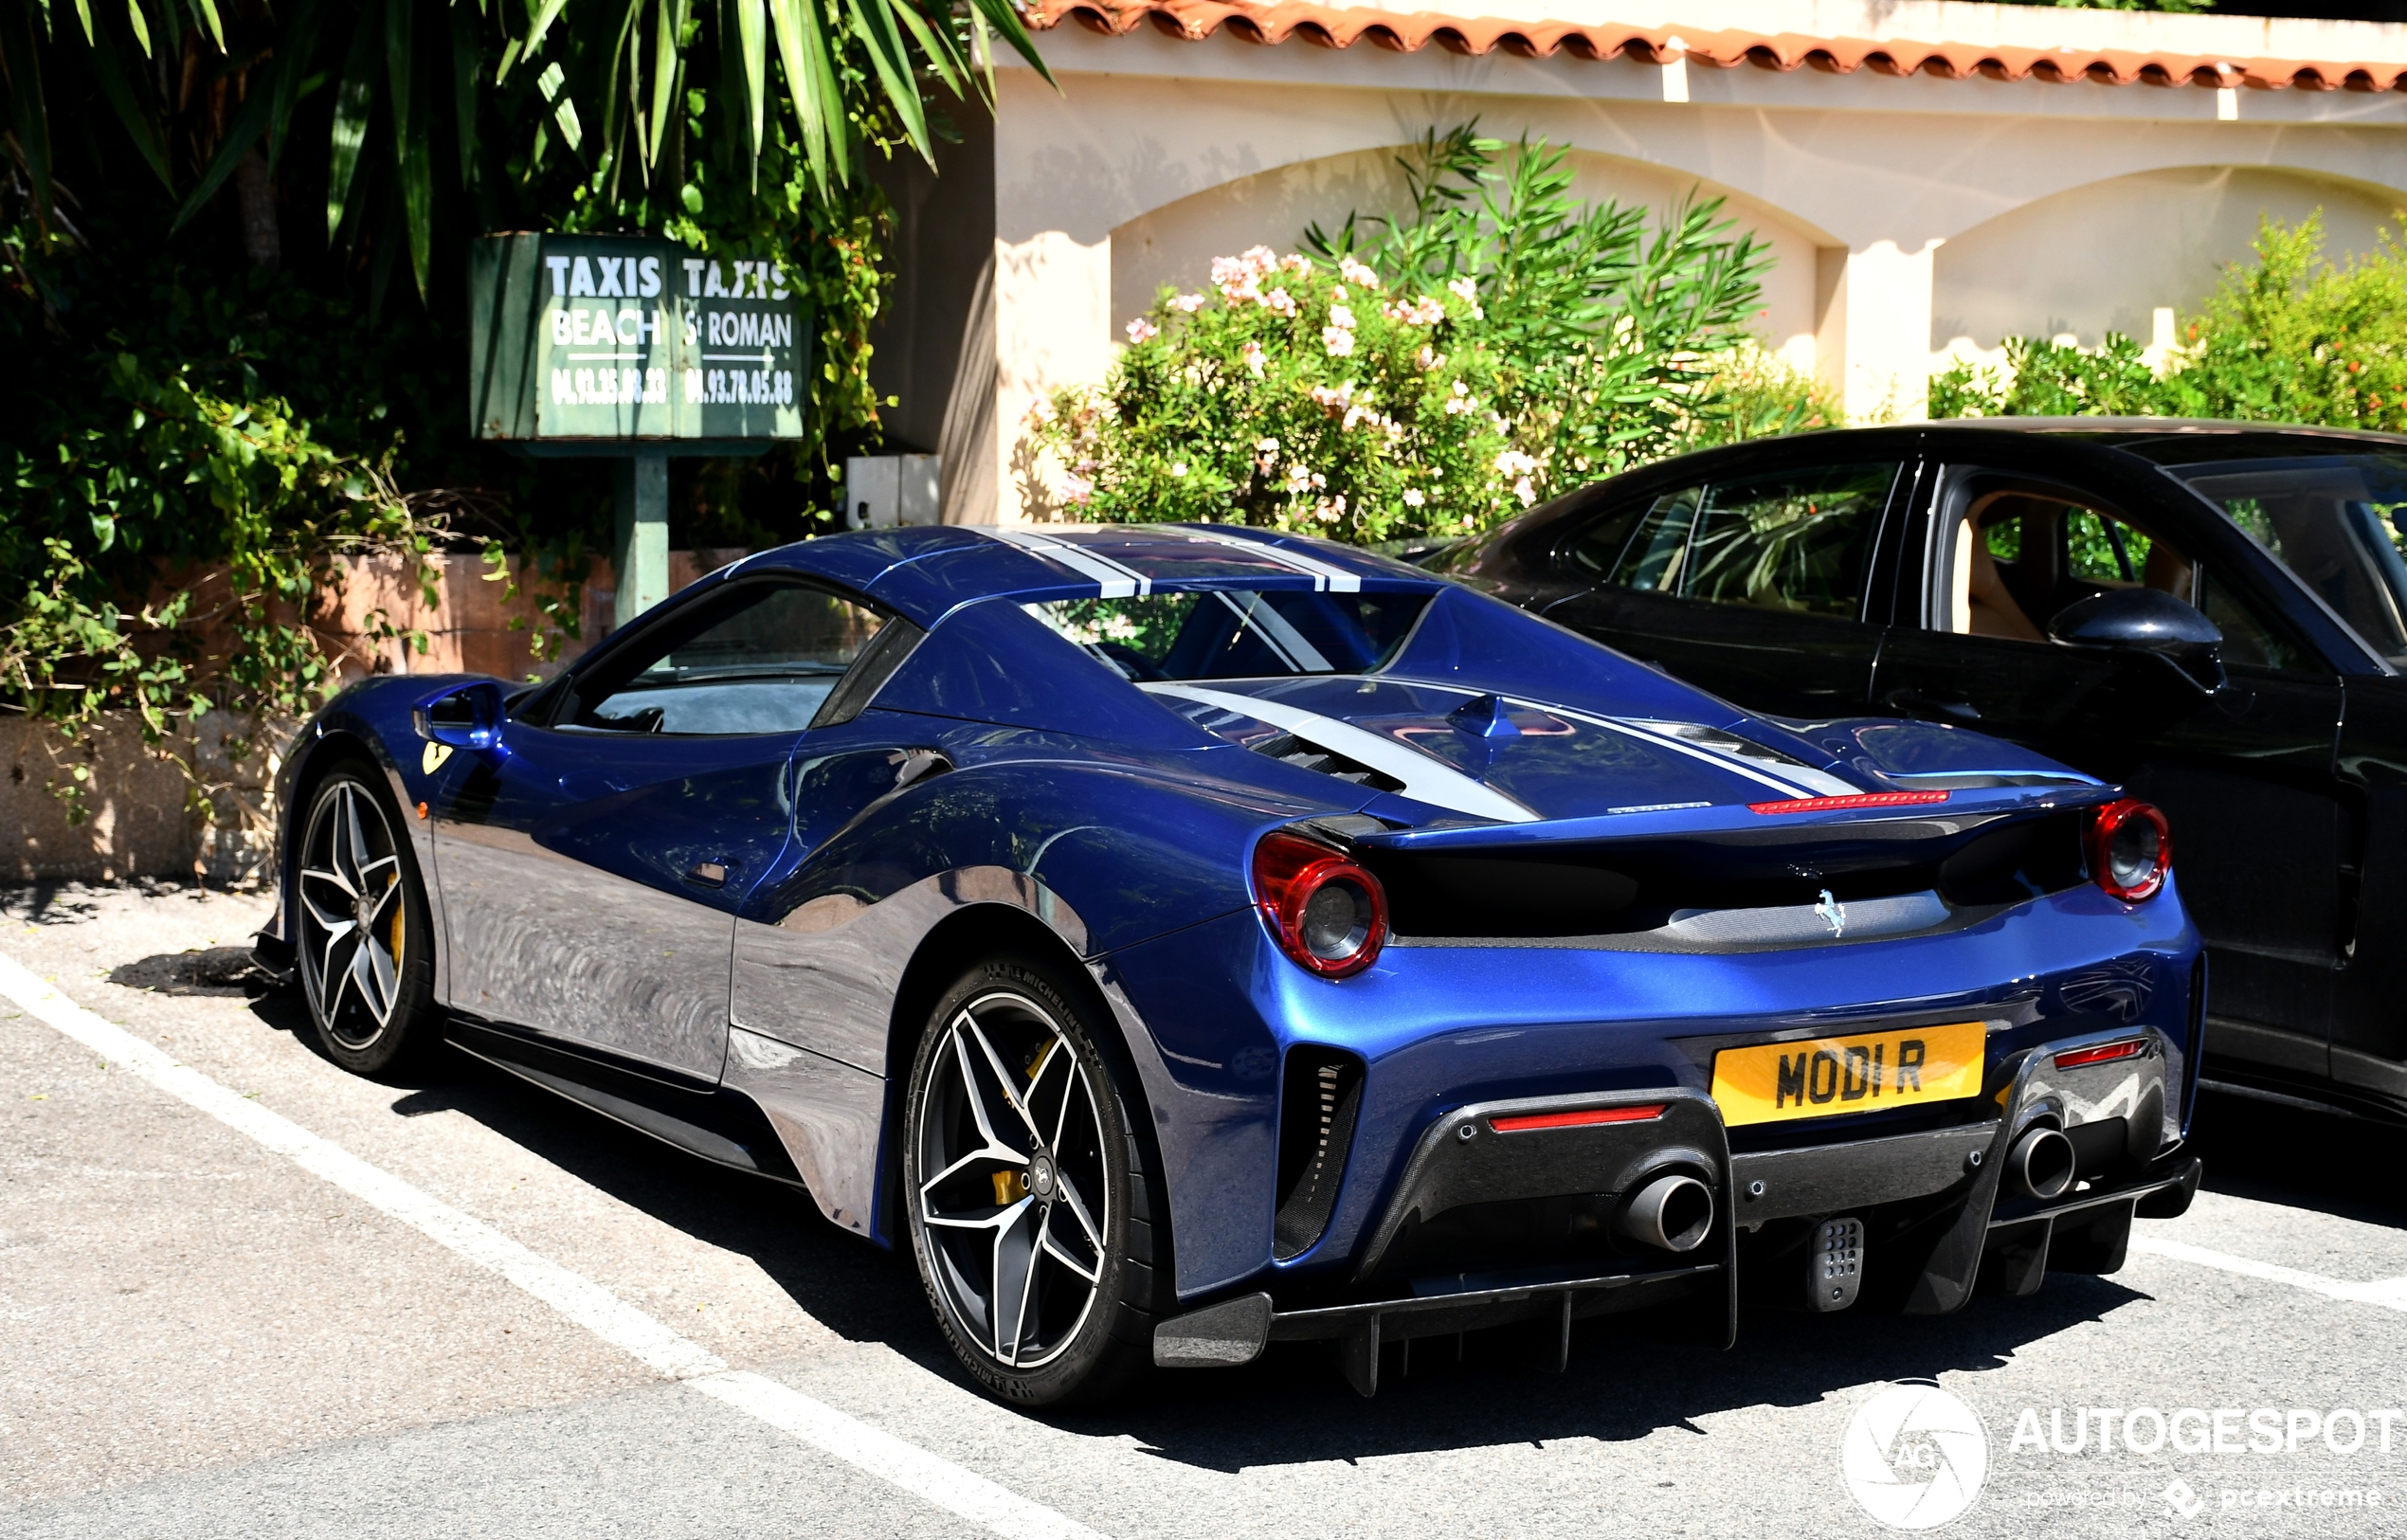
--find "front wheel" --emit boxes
[294,766,443,1078]
[902,952,1164,1407]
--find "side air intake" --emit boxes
[1273,1048,1365,1260]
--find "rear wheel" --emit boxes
[902,952,1164,1407]
[294,766,443,1078]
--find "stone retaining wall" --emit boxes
[5,547,745,883]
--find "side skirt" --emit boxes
[446,1016,806,1188]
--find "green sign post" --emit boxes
[469,233,808,625]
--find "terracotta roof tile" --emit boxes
[1030,0,2407,92]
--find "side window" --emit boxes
[2196,571,2309,673]
[1941,488,2307,671]
[1562,462,1897,619]
[567,582,890,735]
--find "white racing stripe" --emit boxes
[0,951,1112,1540]
[1145,682,1537,824]
[1170,527,1364,591]
[1381,678,1842,802]
[2129,1235,2407,1313]
[981,527,1153,599]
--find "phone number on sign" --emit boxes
[549,367,795,408]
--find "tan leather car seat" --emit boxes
[1964,522,2046,642]
[2144,537,2195,603]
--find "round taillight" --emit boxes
[2088,798,2171,902]
[1253,830,1388,978]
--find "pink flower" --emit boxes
[1169,292,1206,314]
[1384,296,1447,327]
[1239,339,1267,377]
[1322,326,1355,357]
[1338,256,1382,290]
[1447,276,1484,320]
[1262,289,1299,317]
[1328,303,1356,331]
[1277,252,1312,274]
[1125,317,1160,344]
[1403,488,1426,508]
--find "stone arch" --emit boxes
[1106,144,1836,371]
[1932,164,2407,367]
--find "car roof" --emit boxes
[727,523,1438,625]
[1907,418,2407,463]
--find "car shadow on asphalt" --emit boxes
[237,993,2177,1464]
[243,990,939,1349]
[1060,1278,2143,1470]
[2187,1088,2407,1234]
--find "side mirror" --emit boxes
[2048,589,2226,696]
[413,680,506,751]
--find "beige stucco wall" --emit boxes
[1933,164,2407,368]
[951,9,2407,519]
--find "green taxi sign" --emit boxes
[468,232,809,445]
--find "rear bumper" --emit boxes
[1154,1027,2199,1391]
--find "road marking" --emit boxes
[0,951,1112,1540]
[2130,1235,2407,1312]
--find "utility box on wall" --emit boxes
[844,455,941,528]
[468,232,811,446]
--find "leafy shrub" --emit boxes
[1689,342,1844,447]
[1930,213,2407,433]
[1025,127,1780,544]
[0,322,436,820]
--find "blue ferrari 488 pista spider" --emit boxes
[258,523,2203,1404]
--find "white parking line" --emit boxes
[0,951,1111,1540]
[2130,1235,2407,1312]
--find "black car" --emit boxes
[1439,420,2407,1121]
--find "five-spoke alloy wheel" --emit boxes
[903,954,1163,1405]
[296,767,440,1076]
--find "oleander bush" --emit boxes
[1026,126,1804,546]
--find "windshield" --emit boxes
[2164,454,2407,665]
[1023,589,1431,681]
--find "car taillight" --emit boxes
[1254,830,1388,978]
[2054,1039,2146,1070]
[2087,798,2171,902]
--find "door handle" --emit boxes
[1884,689,1982,722]
[684,861,730,888]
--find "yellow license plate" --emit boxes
[1711,1021,1986,1127]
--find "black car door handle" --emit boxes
[1884,689,1982,722]
[684,861,730,888]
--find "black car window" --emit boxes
[1943,492,2307,672]
[565,581,891,734]
[1563,462,1897,620]
[2163,454,2407,669]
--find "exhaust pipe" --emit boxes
[2006,1125,2076,1200]
[1620,1172,1714,1253]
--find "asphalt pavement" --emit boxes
[4,881,2403,1539]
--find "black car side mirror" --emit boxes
[2047,589,2227,696]
[412,680,507,751]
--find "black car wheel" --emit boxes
[903,952,1163,1406]
[295,766,442,1077]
